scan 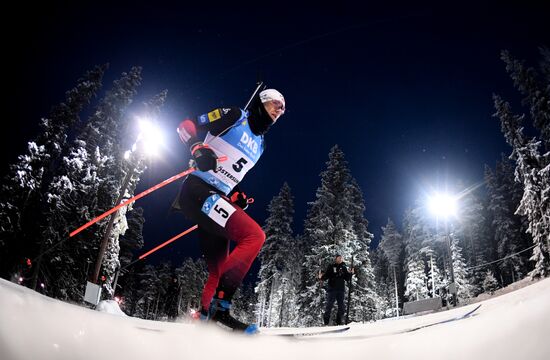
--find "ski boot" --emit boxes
[199,308,210,321]
[209,297,258,334]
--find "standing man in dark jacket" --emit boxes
[318,254,354,325]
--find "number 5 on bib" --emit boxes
[201,194,237,227]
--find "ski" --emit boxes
[281,304,482,341]
[263,326,350,338]
[401,303,482,333]
[337,304,482,341]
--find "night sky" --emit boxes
[3,3,548,269]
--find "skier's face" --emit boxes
[335,256,343,264]
[263,100,285,122]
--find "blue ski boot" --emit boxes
[199,308,210,321]
[209,297,258,334]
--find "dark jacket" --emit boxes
[321,262,352,291]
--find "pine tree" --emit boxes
[494,49,550,278]
[0,65,106,280]
[456,192,484,266]
[480,184,500,266]
[404,254,429,301]
[175,258,207,316]
[378,218,405,305]
[101,89,168,295]
[501,49,550,151]
[150,263,178,320]
[485,156,533,285]
[117,262,143,316]
[345,177,377,323]
[276,270,301,326]
[134,264,159,319]
[256,182,295,327]
[482,269,500,295]
[494,96,549,278]
[39,67,144,300]
[402,208,431,301]
[454,190,495,295]
[371,249,395,318]
[420,246,446,298]
[118,207,145,270]
[297,145,357,326]
[449,236,473,302]
[233,283,258,325]
[379,219,404,269]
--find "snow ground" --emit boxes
[96,300,128,317]
[1,277,549,360]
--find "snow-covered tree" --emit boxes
[297,146,359,326]
[482,269,500,295]
[379,219,404,269]
[501,49,550,151]
[485,156,532,285]
[420,246,446,298]
[494,100,549,277]
[0,65,106,281]
[371,249,396,318]
[118,207,145,270]
[449,236,473,302]
[345,177,377,323]
[452,190,495,295]
[233,283,258,325]
[37,67,143,300]
[101,89,168,295]
[494,49,550,278]
[274,271,301,327]
[402,208,431,301]
[378,218,405,305]
[404,254,429,301]
[456,192,485,265]
[133,264,159,319]
[174,258,208,316]
[256,182,295,327]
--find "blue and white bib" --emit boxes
[192,110,264,194]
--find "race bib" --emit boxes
[201,194,236,227]
[193,116,263,194]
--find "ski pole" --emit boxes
[70,167,196,237]
[138,224,198,262]
[70,156,227,238]
[123,224,199,270]
[112,224,199,294]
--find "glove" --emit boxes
[190,143,218,172]
[230,191,251,210]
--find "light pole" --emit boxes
[428,192,459,307]
[92,118,164,285]
[92,166,135,284]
